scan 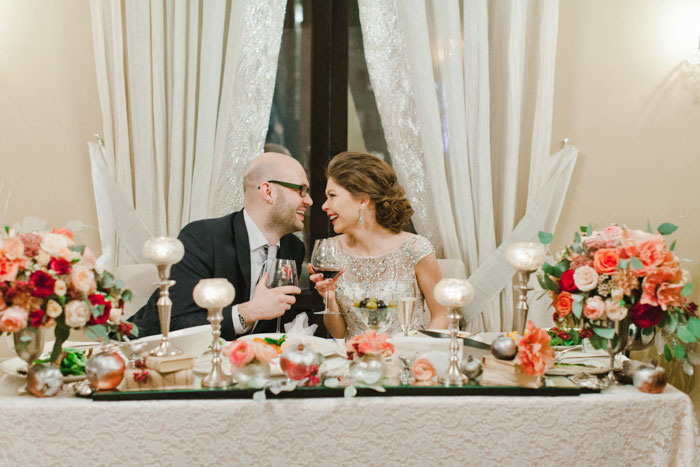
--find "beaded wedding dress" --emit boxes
[334,234,434,338]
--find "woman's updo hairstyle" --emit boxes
[327,152,414,233]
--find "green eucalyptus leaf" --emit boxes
[130,323,140,338]
[114,280,125,290]
[617,259,629,270]
[69,245,86,254]
[572,243,582,254]
[122,289,133,302]
[670,240,677,252]
[86,325,109,342]
[646,219,653,233]
[675,342,686,360]
[574,232,581,244]
[588,333,606,350]
[91,304,104,319]
[664,344,673,362]
[571,293,586,302]
[553,260,570,277]
[572,300,583,319]
[677,326,696,343]
[688,317,700,339]
[542,275,559,293]
[586,223,593,237]
[19,335,32,343]
[538,231,553,245]
[666,312,678,334]
[630,257,644,270]
[101,271,114,289]
[657,223,678,236]
[593,327,615,339]
[680,283,693,298]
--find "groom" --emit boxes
[129,152,313,341]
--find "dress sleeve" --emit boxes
[405,235,435,266]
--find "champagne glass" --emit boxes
[396,281,418,336]
[263,259,298,333]
[310,238,342,315]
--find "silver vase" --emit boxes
[350,354,385,385]
[13,327,44,365]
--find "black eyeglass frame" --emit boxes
[259,180,310,198]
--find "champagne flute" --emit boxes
[310,238,342,315]
[396,280,419,336]
[263,259,298,333]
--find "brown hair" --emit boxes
[327,152,414,233]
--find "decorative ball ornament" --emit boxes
[142,237,185,266]
[193,278,236,309]
[280,344,320,380]
[459,355,483,381]
[505,242,546,271]
[491,336,518,360]
[633,363,667,394]
[433,278,474,308]
[26,364,63,397]
[86,348,126,391]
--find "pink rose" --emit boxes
[77,247,97,269]
[0,237,26,261]
[583,296,606,320]
[601,225,623,247]
[70,265,97,294]
[225,340,254,368]
[253,341,278,363]
[605,298,628,321]
[656,282,686,311]
[0,306,29,332]
[412,358,437,381]
[64,300,90,328]
[583,232,605,251]
[573,266,599,292]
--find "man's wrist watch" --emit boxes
[239,312,247,329]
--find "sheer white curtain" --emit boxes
[89,0,286,269]
[359,0,578,331]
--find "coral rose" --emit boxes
[629,303,663,328]
[29,270,56,298]
[553,292,574,318]
[517,321,555,376]
[50,227,74,240]
[656,283,686,311]
[64,300,90,328]
[593,249,619,274]
[558,270,578,292]
[0,257,20,282]
[601,225,623,246]
[583,296,606,320]
[605,298,628,321]
[70,265,96,294]
[633,236,667,275]
[573,266,599,292]
[253,341,278,363]
[45,299,63,318]
[0,306,29,332]
[225,340,254,368]
[640,267,681,308]
[412,358,437,381]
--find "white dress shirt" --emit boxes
[231,210,279,335]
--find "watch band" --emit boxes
[239,312,247,330]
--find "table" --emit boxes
[0,374,698,466]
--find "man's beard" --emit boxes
[268,199,302,236]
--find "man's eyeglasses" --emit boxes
[260,180,309,198]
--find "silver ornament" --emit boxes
[280,344,320,380]
[459,355,483,381]
[26,363,63,397]
[86,349,126,390]
[633,364,667,394]
[491,336,518,360]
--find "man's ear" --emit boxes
[258,181,274,203]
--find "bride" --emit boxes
[309,151,448,338]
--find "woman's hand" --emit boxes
[307,263,345,300]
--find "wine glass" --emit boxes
[263,259,298,333]
[396,281,419,336]
[310,238,342,315]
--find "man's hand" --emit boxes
[238,272,301,322]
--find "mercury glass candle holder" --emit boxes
[193,278,236,388]
[433,278,475,386]
[142,237,185,357]
[505,242,546,335]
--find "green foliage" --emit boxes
[630,257,644,270]
[646,219,653,233]
[122,289,133,302]
[87,325,109,341]
[50,318,71,364]
[670,240,677,252]
[657,223,678,235]
[100,271,115,289]
[593,326,615,339]
[553,260,570,277]
[677,326,696,343]
[688,317,700,339]
[663,344,673,363]
[588,333,606,350]
[572,300,582,319]
[617,259,629,270]
[680,283,693,298]
[665,311,678,334]
[69,245,86,255]
[538,231,553,245]
[674,342,686,360]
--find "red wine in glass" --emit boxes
[316,268,342,280]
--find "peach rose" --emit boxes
[0,256,20,282]
[108,307,123,324]
[40,233,72,257]
[517,321,555,376]
[70,265,97,294]
[0,306,29,333]
[225,340,254,368]
[45,299,63,318]
[54,279,67,297]
[253,341,278,363]
[593,249,619,274]
[620,229,653,259]
[35,250,50,266]
[634,236,667,275]
[583,296,606,320]
[601,225,623,246]
[605,298,628,321]
[0,237,26,261]
[64,300,90,328]
[77,247,97,269]
[640,267,681,307]
[573,266,599,292]
[656,283,686,311]
[553,292,574,318]
[412,358,437,381]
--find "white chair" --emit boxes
[115,264,159,320]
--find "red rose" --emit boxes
[29,270,56,298]
[629,303,663,328]
[559,269,578,292]
[578,328,593,339]
[29,309,46,328]
[49,257,71,275]
[557,331,571,340]
[88,293,111,325]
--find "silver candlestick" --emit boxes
[142,237,185,357]
[433,278,475,386]
[505,242,546,335]
[193,278,236,388]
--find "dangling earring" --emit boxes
[359,206,365,225]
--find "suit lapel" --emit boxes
[232,211,252,301]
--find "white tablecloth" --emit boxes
[0,374,698,466]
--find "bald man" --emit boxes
[130,152,313,340]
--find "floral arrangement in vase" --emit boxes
[537,223,698,367]
[345,329,394,360]
[224,339,278,387]
[0,226,136,363]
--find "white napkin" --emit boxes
[284,312,318,336]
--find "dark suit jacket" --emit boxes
[129,210,305,341]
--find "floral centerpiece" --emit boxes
[0,226,136,364]
[224,339,278,387]
[537,223,697,366]
[345,330,394,360]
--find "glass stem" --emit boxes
[325,290,330,312]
